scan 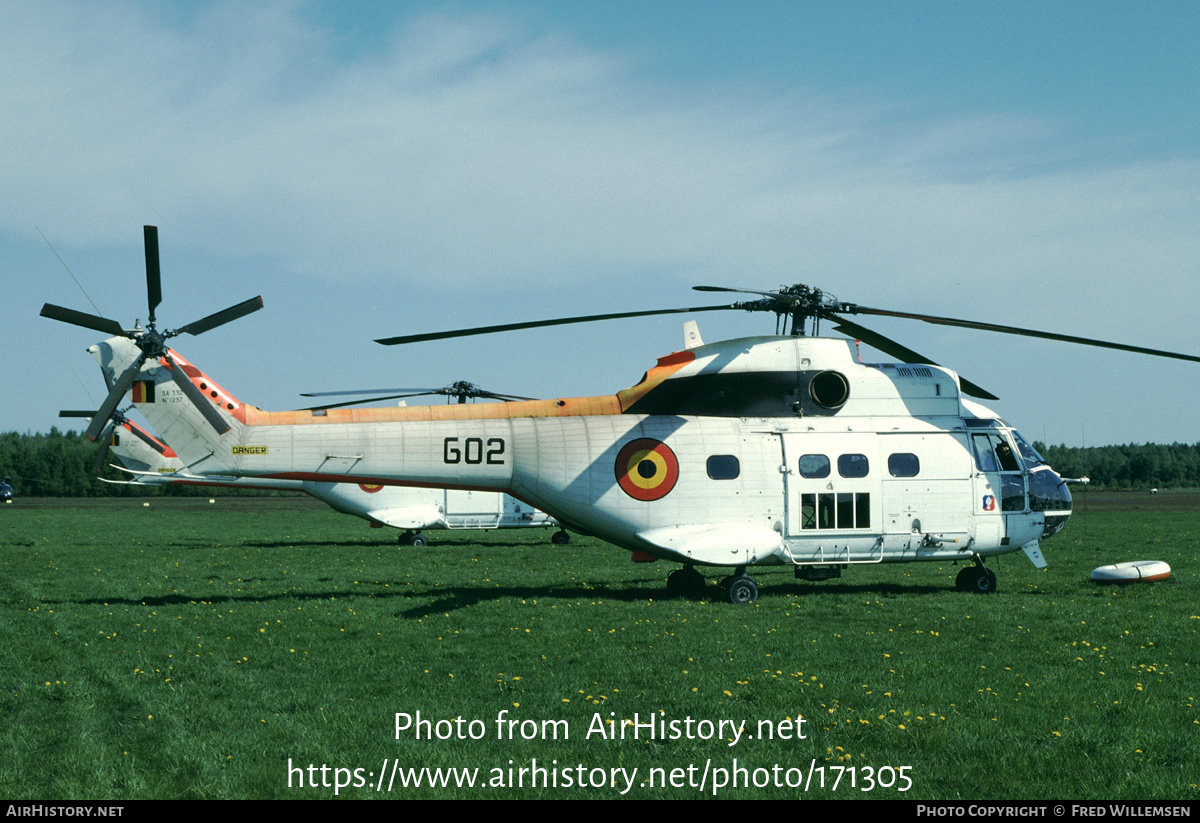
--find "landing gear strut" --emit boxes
[719,566,759,604]
[955,558,997,594]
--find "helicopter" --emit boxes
[62,395,567,546]
[44,227,1200,604]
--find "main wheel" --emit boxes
[551,530,571,545]
[725,575,759,605]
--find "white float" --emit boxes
[1091,560,1171,584]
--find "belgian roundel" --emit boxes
[359,484,384,494]
[615,438,679,501]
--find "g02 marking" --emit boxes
[443,437,506,465]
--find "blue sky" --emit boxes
[4,1,1199,448]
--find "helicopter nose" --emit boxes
[1029,466,1072,539]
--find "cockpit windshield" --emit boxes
[1010,430,1046,467]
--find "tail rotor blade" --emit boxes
[168,358,231,434]
[173,296,263,337]
[144,226,161,325]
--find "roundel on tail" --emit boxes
[615,438,679,501]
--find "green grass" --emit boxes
[0,491,1197,799]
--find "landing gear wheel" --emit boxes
[667,566,707,599]
[724,575,759,605]
[956,564,997,594]
[399,530,428,546]
[551,530,571,545]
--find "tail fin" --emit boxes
[89,337,245,474]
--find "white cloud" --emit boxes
[2,1,1196,334]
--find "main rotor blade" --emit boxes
[694,285,782,298]
[144,226,161,324]
[840,305,1200,364]
[300,392,434,411]
[830,318,999,401]
[300,388,441,397]
[173,296,264,337]
[40,303,128,337]
[693,285,811,304]
[477,391,536,401]
[59,410,97,418]
[86,357,144,441]
[375,305,733,346]
[168,358,232,434]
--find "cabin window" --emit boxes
[837,454,869,478]
[888,453,920,477]
[801,492,871,529]
[799,454,830,478]
[707,455,740,480]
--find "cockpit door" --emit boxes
[969,432,1025,546]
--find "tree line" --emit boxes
[0,428,290,497]
[1,428,1196,497]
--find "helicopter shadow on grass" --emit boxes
[396,573,961,617]
[765,579,955,598]
[229,536,566,550]
[50,573,960,614]
[51,577,662,612]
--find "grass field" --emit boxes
[0,490,1196,799]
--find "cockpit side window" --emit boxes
[972,434,999,472]
[973,433,1020,472]
[994,439,1019,471]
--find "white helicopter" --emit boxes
[61,396,565,546]
[44,227,1200,604]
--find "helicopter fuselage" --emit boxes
[91,334,1071,570]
